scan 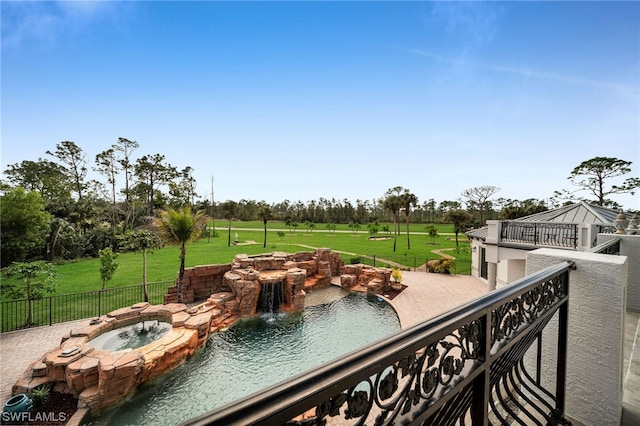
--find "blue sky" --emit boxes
[2,1,639,210]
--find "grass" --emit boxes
[1,221,471,331]
[3,222,470,296]
[214,220,455,234]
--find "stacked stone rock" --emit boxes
[222,267,309,317]
[339,264,392,294]
[164,249,345,305]
[12,302,236,419]
[223,268,262,316]
[164,263,233,304]
[13,249,348,424]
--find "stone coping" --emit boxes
[11,260,394,423]
[12,297,237,418]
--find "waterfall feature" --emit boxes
[258,281,285,313]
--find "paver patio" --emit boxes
[1,272,638,422]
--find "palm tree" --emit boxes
[220,200,237,247]
[153,207,207,303]
[258,203,272,248]
[383,187,403,252]
[400,190,418,250]
[443,209,472,248]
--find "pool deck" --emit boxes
[1,272,639,423]
[0,273,488,405]
[0,317,89,404]
[383,271,488,328]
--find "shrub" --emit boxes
[391,267,403,283]
[30,385,50,407]
[426,258,455,274]
[350,257,361,265]
[433,259,454,274]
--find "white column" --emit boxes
[487,262,497,291]
[599,234,640,311]
[525,248,628,426]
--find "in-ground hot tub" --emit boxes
[11,301,232,419]
[87,320,172,351]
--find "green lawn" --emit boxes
[4,221,470,296]
[213,220,455,234]
[1,221,471,331]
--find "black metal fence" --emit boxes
[184,260,574,426]
[1,281,173,333]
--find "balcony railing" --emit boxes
[593,225,618,247]
[184,261,574,426]
[588,237,621,255]
[500,222,578,249]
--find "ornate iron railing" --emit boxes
[596,224,617,234]
[588,238,621,255]
[184,261,574,426]
[592,225,617,247]
[500,222,578,249]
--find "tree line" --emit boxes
[1,137,637,268]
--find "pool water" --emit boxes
[87,286,400,425]
[87,320,172,351]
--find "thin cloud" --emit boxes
[1,1,127,51]
[404,47,638,100]
[489,63,637,99]
[1,2,59,49]
[428,1,502,47]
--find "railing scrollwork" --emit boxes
[286,318,484,426]
[184,261,574,426]
[500,222,578,249]
[492,274,568,350]
[588,237,621,255]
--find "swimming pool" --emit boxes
[87,286,400,425]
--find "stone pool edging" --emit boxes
[11,249,399,424]
[12,300,238,421]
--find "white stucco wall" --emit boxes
[506,258,526,283]
[598,234,640,311]
[524,248,628,426]
[496,260,508,289]
[469,240,483,279]
[495,258,526,289]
